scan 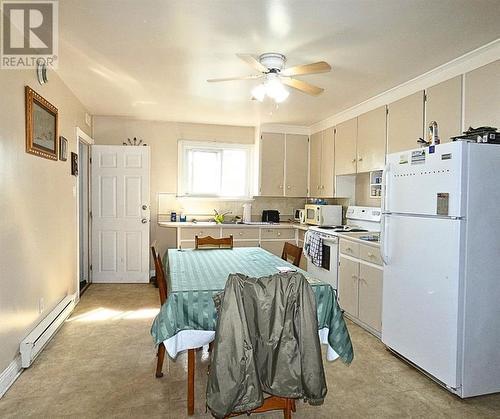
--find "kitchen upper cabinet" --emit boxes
[259,132,309,197]
[335,118,357,175]
[320,128,335,197]
[259,133,285,196]
[387,91,424,154]
[309,129,334,197]
[357,106,387,172]
[426,76,462,144]
[464,60,500,130]
[309,131,322,195]
[285,134,309,197]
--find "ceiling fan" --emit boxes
[207,53,331,103]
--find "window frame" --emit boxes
[178,140,253,199]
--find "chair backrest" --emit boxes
[282,242,302,267]
[195,235,233,249]
[151,244,168,305]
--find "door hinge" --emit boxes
[334,128,337,135]
[424,92,427,102]
[89,264,93,271]
[386,107,389,115]
[89,211,93,219]
[89,157,92,164]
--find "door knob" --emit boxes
[142,204,148,210]
[141,218,148,224]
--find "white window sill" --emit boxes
[176,195,255,202]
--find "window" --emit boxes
[179,141,252,198]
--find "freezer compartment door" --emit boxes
[381,214,462,388]
[385,142,465,217]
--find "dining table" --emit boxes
[151,247,354,415]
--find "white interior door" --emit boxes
[91,145,150,283]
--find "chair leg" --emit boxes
[291,399,296,412]
[155,343,165,378]
[284,398,292,419]
[188,349,195,415]
[208,341,214,352]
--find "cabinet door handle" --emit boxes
[287,185,291,189]
[358,157,363,162]
[346,247,352,252]
[351,274,357,279]
[279,185,283,189]
[239,232,243,236]
[352,158,356,163]
[277,232,281,236]
[368,252,374,257]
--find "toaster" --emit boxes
[261,210,280,223]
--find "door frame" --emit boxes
[75,127,94,301]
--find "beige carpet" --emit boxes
[1,284,499,418]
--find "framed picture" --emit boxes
[25,86,58,160]
[59,136,68,161]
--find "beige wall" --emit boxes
[93,117,306,252]
[0,71,91,373]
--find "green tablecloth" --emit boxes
[151,247,354,364]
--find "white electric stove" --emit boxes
[306,206,381,289]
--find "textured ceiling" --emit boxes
[57,0,500,126]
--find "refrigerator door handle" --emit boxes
[380,214,389,265]
[381,162,390,214]
[380,163,390,265]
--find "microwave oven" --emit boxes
[304,204,342,226]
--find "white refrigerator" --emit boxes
[380,141,500,398]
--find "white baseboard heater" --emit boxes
[20,294,76,368]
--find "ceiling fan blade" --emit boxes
[281,77,324,96]
[207,74,263,83]
[281,61,331,77]
[237,54,268,73]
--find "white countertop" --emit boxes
[158,221,310,230]
[337,231,380,248]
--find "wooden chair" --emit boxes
[195,235,234,249]
[281,242,302,267]
[151,244,168,378]
[226,396,295,418]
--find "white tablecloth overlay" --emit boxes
[163,327,340,362]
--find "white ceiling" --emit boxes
[58,0,500,126]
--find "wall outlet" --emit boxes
[38,297,44,314]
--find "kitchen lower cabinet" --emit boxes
[338,238,383,337]
[261,240,292,257]
[358,263,383,332]
[338,256,359,316]
[233,240,260,248]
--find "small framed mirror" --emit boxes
[25,86,58,160]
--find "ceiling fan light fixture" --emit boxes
[251,84,266,102]
[273,87,289,103]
